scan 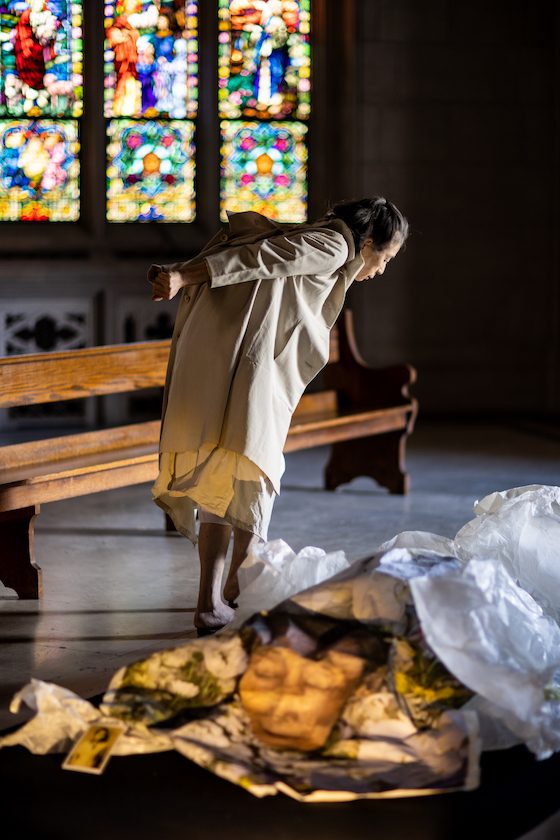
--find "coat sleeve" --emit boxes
[146,227,225,286]
[203,227,350,287]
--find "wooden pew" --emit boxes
[0,309,417,599]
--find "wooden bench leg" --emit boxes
[325,431,410,495]
[0,505,42,598]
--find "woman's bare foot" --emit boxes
[194,602,235,631]
[195,522,235,632]
[222,529,260,606]
[222,573,239,606]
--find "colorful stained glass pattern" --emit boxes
[218,0,310,120]
[0,119,79,220]
[0,2,83,118]
[107,119,195,222]
[104,1,198,119]
[220,120,307,222]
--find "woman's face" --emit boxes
[355,236,402,282]
[239,645,364,752]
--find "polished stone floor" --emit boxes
[1,420,560,837]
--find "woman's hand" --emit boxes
[149,261,210,301]
[150,269,184,301]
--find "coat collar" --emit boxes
[226,210,281,236]
[316,217,364,289]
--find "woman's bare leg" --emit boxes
[195,522,235,629]
[223,527,261,605]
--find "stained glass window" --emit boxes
[218,0,310,120]
[104,1,198,119]
[0,1,313,228]
[104,1,197,222]
[0,1,83,118]
[107,118,195,222]
[219,1,311,223]
[0,2,81,221]
[0,119,79,220]
[220,120,307,221]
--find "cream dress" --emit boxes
[153,446,275,543]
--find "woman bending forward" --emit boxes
[148,197,408,634]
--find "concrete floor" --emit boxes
[2,420,560,836]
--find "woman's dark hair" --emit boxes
[325,197,408,252]
[242,607,389,667]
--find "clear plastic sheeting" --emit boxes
[230,539,350,628]
[410,558,560,758]
[378,531,456,557]
[291,548,461,626]
[455,485,560,623]
[1,679,174,758]
[1,679,101,756]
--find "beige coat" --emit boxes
[152,211,365,493]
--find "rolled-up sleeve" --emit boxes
[203,227,350,288]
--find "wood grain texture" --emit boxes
[291,390,337,421]
[328,327,339,364]
[285,406,410,453]
[0,341,170,408]
[0,457,159,511]
[0,421,161,471]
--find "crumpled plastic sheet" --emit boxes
[2,484,560,789]
[410,558,560,758]
[455,485,560,624]
[1,679,102,755]
[1,678,174,757]
[229,539,350,628]
[377,485,560,758]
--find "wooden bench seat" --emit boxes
[288,393,413,451]
[0,309,417,599]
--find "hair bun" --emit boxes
[323,196,408,251]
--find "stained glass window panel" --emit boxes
[220,120,307,222]
[104,1,198,119]
[107,119,195,222]
[0,2,83,118]
[218,0,311,121]
[0,119,79,220]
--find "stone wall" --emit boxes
[347,0,559,416]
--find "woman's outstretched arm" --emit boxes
[148,225,351,300]
[203,226,350,287]
[149,225,351,299]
